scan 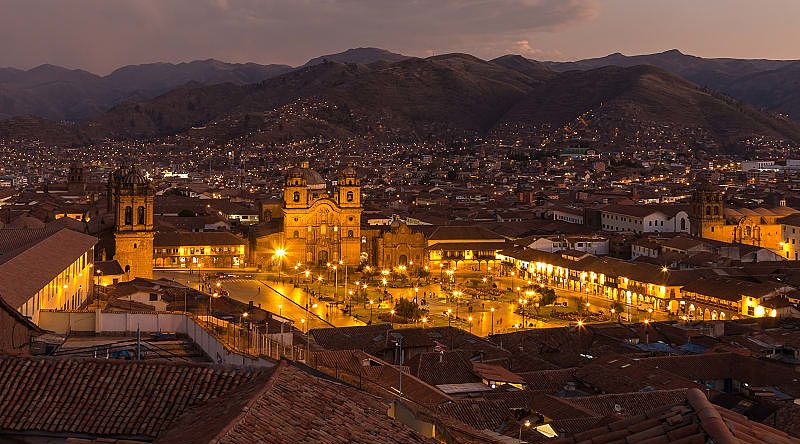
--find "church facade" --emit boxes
[689,181,798,252]
[280,162,363,267]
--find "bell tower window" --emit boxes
[346,191,354,202]
[293,191,300,202]
[137,206,145,224]
[124,206,133,225]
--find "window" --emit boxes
[293,191,300,202]
[137,206,145,224]
[346,191,354,202]
[713,206,719,216]
[124,206,133,225]
[705,206,711,216]
[293,230,299,238]
[348,230,354,237]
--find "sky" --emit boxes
[1,0,800,74]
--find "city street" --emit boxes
[155,270,365,331]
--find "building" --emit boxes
[0,224,96,324]
[375,220,427,268]
[781,213,800,260]
[154,231,248,268]
[690,181,798,252]
[282,162,363,266]
[110,165,155,280]
[426,226,507,269]
[601,205,690,234]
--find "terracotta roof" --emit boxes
[156,361,434,444]
[0,227,96,308]
[428,226,505,242]
[408,351,482,386]
[436,400,518,433]
[551,388,800,444]
[471,362,525,385]
[0,356,267,440]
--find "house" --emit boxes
[601,204,690,234]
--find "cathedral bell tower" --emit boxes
[67,163,87,195]
[337,166,361,208]
[112,166,154,280]
[283,166,309,209]
[689,180,724,237]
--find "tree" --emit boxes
[610,301,625,322]
[393,298,428,322]
[539,288,557,307]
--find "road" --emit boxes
[155,270,365,331]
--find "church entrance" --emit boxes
[399,255,408,266]
[318,250,329,266]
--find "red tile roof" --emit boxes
[551,388,800,444]
[0,356,267,440]
[156,361,435,444]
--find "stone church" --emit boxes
[278,162,363,267]
[690,181,798,252]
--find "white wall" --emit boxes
[38,310,288,367]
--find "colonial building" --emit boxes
[154,231,247,269]
[690,181,798,252]
[281,162,363,266]
[375,221,427,268]
[0,223,96,324]
[110,166,155,279]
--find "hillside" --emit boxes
[500,65,800,145]
[3,53,800,150]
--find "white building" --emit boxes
[601,205,690,234]
[551,207,584,225]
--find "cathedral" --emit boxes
[689,181,798,252]
[109,165,155,279]
[280,162,363,267]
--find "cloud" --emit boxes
[0,0,598,73]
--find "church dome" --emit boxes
[340,165,357,178]
[122,167,149,185]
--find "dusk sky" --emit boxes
[2,0,800,74]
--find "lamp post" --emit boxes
[468,316,473,334]
[490,307,495,335]
[369,299,374,324]
[333,264,338,303]
[447,308,452,327]
[274,248,286,280]
[519,419,531,443]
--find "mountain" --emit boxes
[104,59,292,97]
[723,61,800,121]
[0,60,292,121]
[546,49,794,88]
[301,47,410,67]
[544,49,800,121]
[3,51,800,150]
[83,54,800,149]
[490,55,556,81]
[92,53,537,139]
[499,64,800,144]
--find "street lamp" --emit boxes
[519,419,531,443]
[421,317,428,328]
[468,316,473,334]
[447,308,452,327]
[369,299,375,324]
[490,307,495,335]
[278,304,282,316]
[274,247,286,279]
